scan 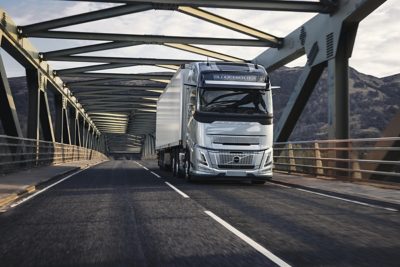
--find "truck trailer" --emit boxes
[156,62,273,183]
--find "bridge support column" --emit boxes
[327,23,358,177]
[69,108,77,145]
[75,112,81,147]
[55,94,63,143]
[0,47,23,138]
[26,69,41,141]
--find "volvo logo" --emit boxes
[233,156,240,163]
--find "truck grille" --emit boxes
[213,136,260,146]
[218,153,253,165]
[218,165,255,169]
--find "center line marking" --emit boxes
[165,182,190,198]
[150,171,161,178]
[204,210,291,267]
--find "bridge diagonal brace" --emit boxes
[0,44,23,138]
[163,43,245,62]
[63,104,72,144]
[274,62,326,142]
[39,80,56,142]
[177,6,281,46]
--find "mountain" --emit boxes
[3,67,399,141]
[269,67,400,140]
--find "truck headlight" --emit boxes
[197,147,209,166]
[264,151,272,167]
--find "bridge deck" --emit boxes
[0,160,399,266]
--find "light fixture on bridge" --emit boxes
[142,97,159,101]
[150,79,170,84]
[140,104,157,108]
[137,109,157,113]
[146,89,164,94]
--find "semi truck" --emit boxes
[155,62,273,183]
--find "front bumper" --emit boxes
[191,146,273,179]
[192,165,272,179]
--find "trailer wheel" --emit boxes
[158,151,164,170]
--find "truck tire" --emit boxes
[251,180,266,185]
[172,152,178,177]
[184,153,192,182]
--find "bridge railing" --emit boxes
[0,135,108,174]
[274,137,400,182]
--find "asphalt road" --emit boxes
[0,160,399,267]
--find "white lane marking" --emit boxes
[204,210,291,267]
[133,161,190,198]
[10,166,91,208]
[165,182,190,198]
[135,161,149,170]
[265,181,292,189]
[134,161,143,167]
[150,171,161,178]
[295,188,398,212]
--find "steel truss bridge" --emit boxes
[0,0,398,178]
[1,1,400,267]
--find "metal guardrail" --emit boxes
[274,137,400,182]
[0,135,108,174]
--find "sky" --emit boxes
[0,0,399,78]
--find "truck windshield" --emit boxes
[199,88,271,115]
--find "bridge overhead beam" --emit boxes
[254,0,386,72]
[44,42,142,61]
[61,72,173,80]
[50,56,195,66]
[65,0,336,13]
[66,78,135,87]
[27,31,271,47]
[75,92,160,97]
[20,4,153,34]
[70,84,165,91]
[56,63,137,75]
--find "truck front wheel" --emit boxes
[184,153,192,182]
